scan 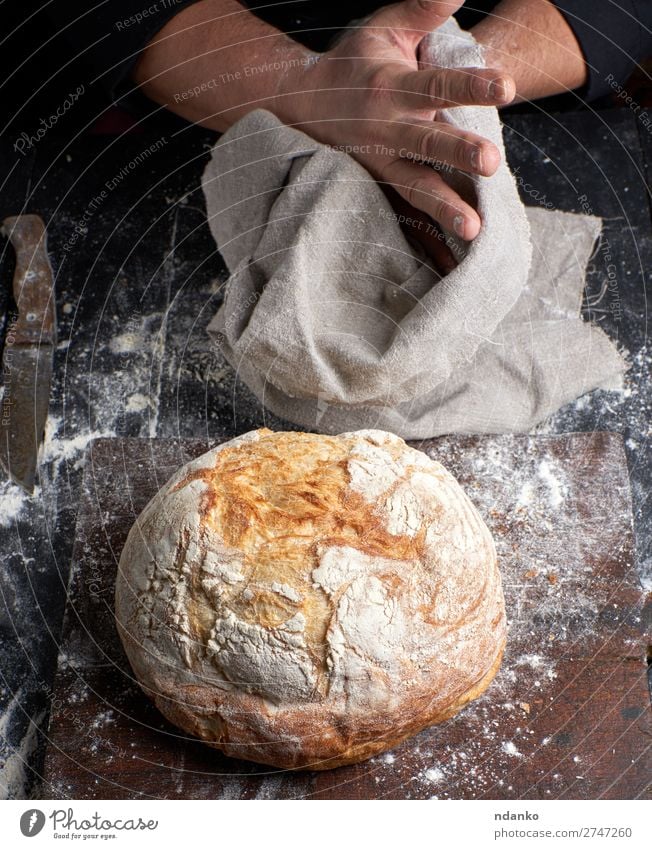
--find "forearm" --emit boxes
[471,0,587,102]
[132,0,317,132]
[132,0,521,249]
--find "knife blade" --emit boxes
[0,215,56,493]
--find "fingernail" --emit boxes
[471,148,482,171]
[489,77,508,102]
[453,215,465,238]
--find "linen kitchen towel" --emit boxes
[201,20,626,438]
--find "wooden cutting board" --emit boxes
[41,433,651,800]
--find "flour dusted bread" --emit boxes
[115,429,505,769]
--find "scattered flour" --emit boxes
[254,774,285,799]
[108,313,164,357]
[515,654,545,670]
[537,459,568,508]
[501,741,522,758]
[0,710,46,800]
[424,767,445,783]
[0,481,32,528]
[0,415,116,521]
[125,393,151,413]
[350,432,641,799]
[516,481,535,507]
[109,331,143,355]
[0,688,23,738]
[41,416,116,472]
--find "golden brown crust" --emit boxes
[139,638,505,770]
[116,428,506,770]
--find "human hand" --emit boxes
[273,0,515,243]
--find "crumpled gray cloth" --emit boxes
[201,21,626,438]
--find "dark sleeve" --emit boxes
[551,0,652,100]
[41,0,344,102]
[43,0,201,100]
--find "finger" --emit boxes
[384,186,458,273]
[409,218,458,272]
[397,67,516,109]
[374,0,464,48]
[382,157,481,240]
[397,119,501,176]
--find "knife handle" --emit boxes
[2,214,56,346]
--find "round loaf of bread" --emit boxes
[115,428,505,769]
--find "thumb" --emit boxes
[375,0,464,43]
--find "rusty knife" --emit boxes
[0,215,56,493]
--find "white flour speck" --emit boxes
[125,393,150,413]
[41,416,115,471]
[254,774,285,799]
[537,459,568,508]
[515,654,544,669]
[0,482,31,528]
[516,482,535,507]
[0,710,45,799]
[109,331,142,354]
[424,767,444,783]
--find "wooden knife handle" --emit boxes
[2,214,56,346]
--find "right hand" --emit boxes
[272,0,515,243]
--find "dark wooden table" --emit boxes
[0,105,650,798]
